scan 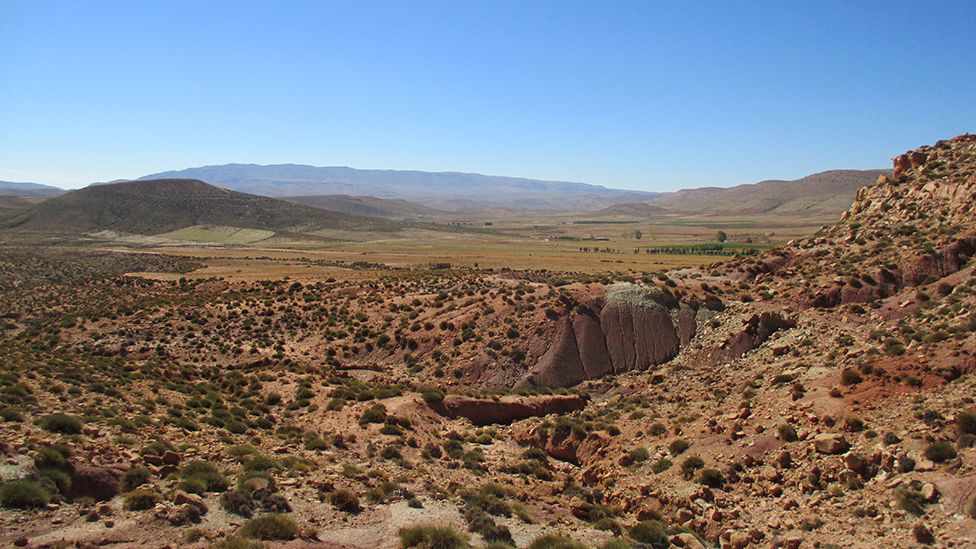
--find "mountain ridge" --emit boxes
[605,169,889,217]
[0,178,396,236]
[138,163,658,211]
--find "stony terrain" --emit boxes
[0,136,975,548]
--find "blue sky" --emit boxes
[2,1,975,191]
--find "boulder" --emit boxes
[813,433,849,455]
[173,490,208,514]
[935,474,976,515]
[893,153,912,176]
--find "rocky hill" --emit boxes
[604,169,887,217]
[0,178,396,235]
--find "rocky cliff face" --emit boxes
[514,284,682,389]
[515,283,741,388]
[715,135,976,310]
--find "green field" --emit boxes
[157,225,276,244]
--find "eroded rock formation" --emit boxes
[516,283,717,389]
[432,394,587,425]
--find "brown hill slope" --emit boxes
[614,169,887,216]
[281,194,442,220]
[0,179,396,235]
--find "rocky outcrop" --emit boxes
[711,312,795,363]
[677,303,699,346]
[808,233,976,308]
[523,317,587,389]
[432,394,587,425]
[600,285,679,372]
[899,234,976,286]
[574,313,613,379]
[516,283,700,389]
[512,424,613,466]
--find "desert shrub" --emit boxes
[845,415,865,432]
[305,432,329,451]
[37,468,71,495]
[124,488,161,510]
[628,520,669,548]
[841,369,863,386]
[958,434,976,448]
[924,441,957,463]
[380,445,402,460]
[180,460,229,493]
[359,404,387,426]
[34,445,70,470]
[526,534,587,549]
[592,517,623,535]
[600,538,632,549]
[777,424,798,442]
[681,456,704,479]
[399,525,471,549]
[668,439,690,456]
[141,439,176,457]
[626,447,649,464]
[897,489,926,516]
[420,387,446,405]
[329,488,361,513]
[698,468,724,488]
[0,479,51,509]
[956,411,976,436]
[648,422,667,436]
[0,407,24,422]
[222,489,255,518]
[38,413,83,434]
[651,458,672,474]
[121,466,151,491]
[243,455,281,472]
[239,514,298,541]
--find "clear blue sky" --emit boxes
[2,1,975,191]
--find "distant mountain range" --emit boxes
[601,169,889,217]
[0,166,890,225]
[138,164,657,211]
[0,179,394,236]
[0,180,65,197]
